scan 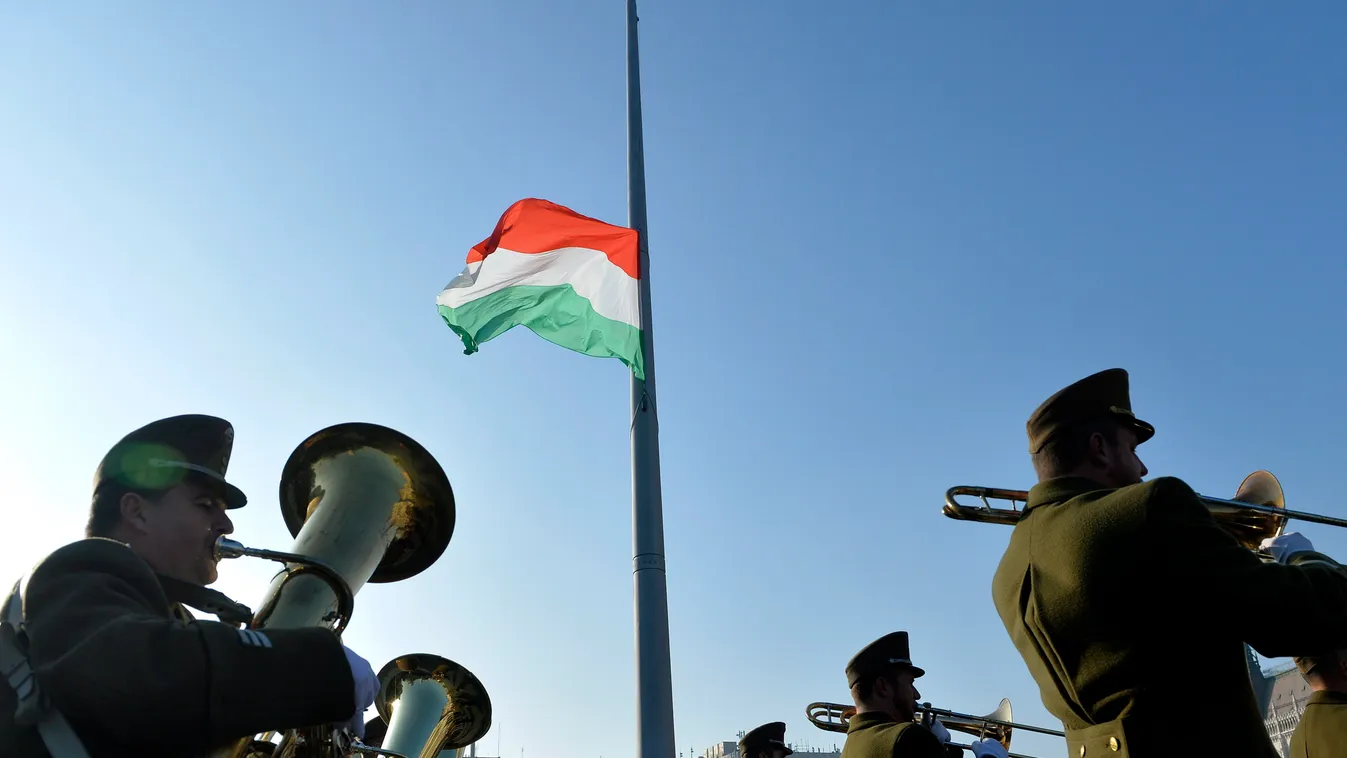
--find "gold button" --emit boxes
[1079,748,1086,757]
[1108,737,1120,751]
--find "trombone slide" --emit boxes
[940,470,1347,554]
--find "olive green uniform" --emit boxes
[1,414,357,756]
[994,368,1347,757]
[0,538,354,757]
[993,475,1347,757]
[841,633,949,758]
[1289,691,1347,758]
[841,712,945,758]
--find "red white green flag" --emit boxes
[436,198,644,378]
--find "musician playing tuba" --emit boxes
[839,632,1007,758]
[991,368,1347,758]
[0,415,380,757]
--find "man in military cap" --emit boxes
[992,368,1347,758]
[0,414,380,758]
[840,632,1007,758]
[1289,650,1347,758]
[739,722,793,758]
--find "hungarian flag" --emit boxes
[436,198,645,379]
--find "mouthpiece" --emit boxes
[214,536,248,561]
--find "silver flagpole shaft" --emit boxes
[626,2,675,758]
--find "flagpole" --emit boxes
[626,2,676,758]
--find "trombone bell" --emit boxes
[1208,470,1287,551]
[924,698,1013,751]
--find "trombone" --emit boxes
[805,699,1062,758]
[943,470,1347,553]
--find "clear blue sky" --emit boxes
[2,3,1346,757]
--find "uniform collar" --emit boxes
[1308,690,1347,706]
[846,711,898,734]
[1025,477,1110,512]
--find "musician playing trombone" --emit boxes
[0,415,381,758]
[840,632,1008,758]
[991,368,1347,758]
[1288,651,1347,757]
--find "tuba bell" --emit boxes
[360,654,493,758]
[212,422,457,758]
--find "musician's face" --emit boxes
[123,480,234,586]
[1103,426,1148,487]
[877,669,919,723]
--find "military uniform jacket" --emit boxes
[0,538,355,757]
[841,712,946,758]
[1289,690,1347,758]
[992,476,1347,758]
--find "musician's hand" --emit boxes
[1260,532,1315,563]
[344,646,379,732]
[927,719,951,743]
[347,713,367,741]
[968,738,1009,758]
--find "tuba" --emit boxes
[357,654,492,758]
[212,422,457,758]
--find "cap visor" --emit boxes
[1112,412,1154,444]
[187,470,248,509]
[1133,418,1154,442]
[224,481,248,509]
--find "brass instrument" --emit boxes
[918,699,1064,758]
[804,701,853,733]
[212,422,458,758]
[941,470,1347,553]
[358,654,492,758]
[806,699,1063,758]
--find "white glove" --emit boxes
[344,646,379,739]
[927,719,951,743]
[1260,532,1315,563]
[969,738,1010,758]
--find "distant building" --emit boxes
[1246,645,1313,757]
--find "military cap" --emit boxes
[739,722,792,757]
[846,631,925,689]
[1026,368,1155,454]
[1295,651,1346,676]
[93,414,247,509]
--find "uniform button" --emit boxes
[1079,747,1086,757]
[1108,737,1120,751]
